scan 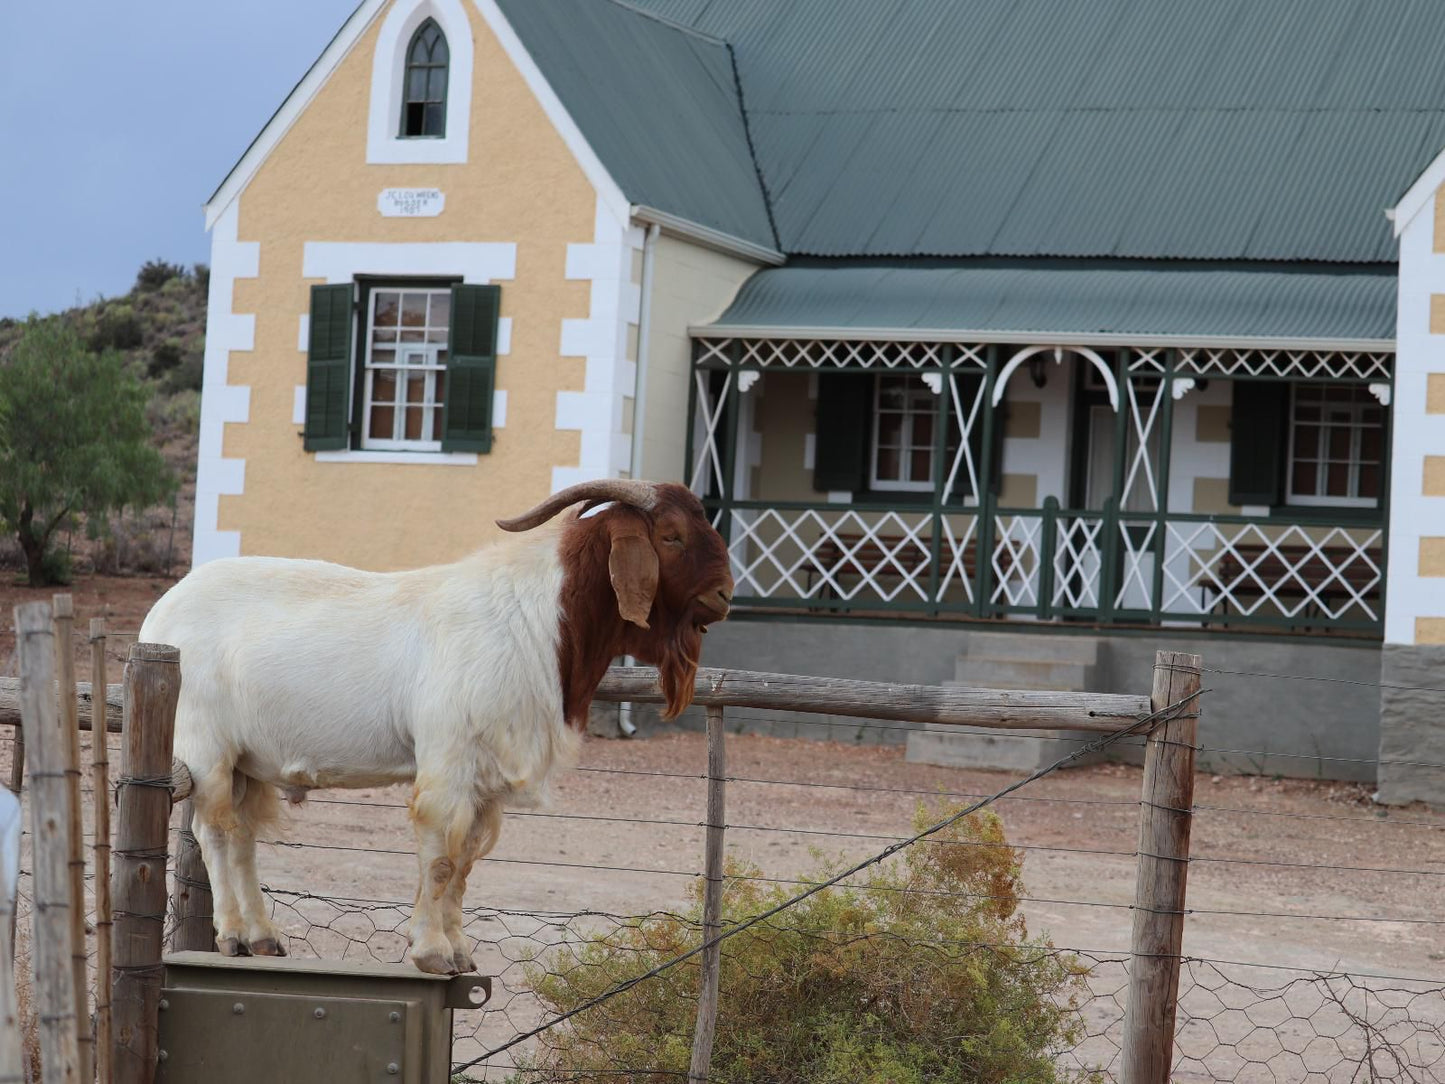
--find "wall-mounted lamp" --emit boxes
[1028,355,1049,389]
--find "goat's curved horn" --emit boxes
[496,480,661,532]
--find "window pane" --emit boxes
[1292,425,1318,457]
[374,293,399,325]
[431,407,445,436]
[1358,464,1381,498]
[410,35,431,63]
[1359,427,1382,460]
[1362,407,1382,425]
[432,34,448,63]
[913,412,934,446]
[373,369,398,404]
[426,327,448,344]
[877,412,903,445]
[404,101,426,136]
[910,449,932,482]
[370,348,396,369]
[405,372,427,403]
[424,103,444,136]
[1296,384,1323,402]
[429,68,447,102]
[1325,462,1349,495]
[1327,426,1351,460]
[875,447,901,481]
[408,68,428,102]
[1291,462,1317,496]
[429,292,450,327]
[435,371,446,401]
[401,294,427,326]
[400,328,425,343]
[1294,404,1320,422]
[1324,385,1355,402]
[436,349,449,366]
[370,405,395,440]
[877,384,905,410]
[372,327,397,344]
[404,407,425,441]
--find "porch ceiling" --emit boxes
[702,261,1397,348]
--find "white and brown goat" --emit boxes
[139,480,733,974]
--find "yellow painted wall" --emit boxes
[639,235,761,483]
[218,0,597,570]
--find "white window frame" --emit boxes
[359,287,451,452]
[366,0,472,165]
[869,375,936,493]
[1285,383,1382,509]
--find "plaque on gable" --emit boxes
[377,188,445,217]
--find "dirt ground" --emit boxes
[4,572,1443,986]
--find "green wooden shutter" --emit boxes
[442,284,501,453]
[812,374,872,493]
[1228,381,1290,507]
[303,284,354,451]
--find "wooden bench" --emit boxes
[1211,543,1382,618]
[806,532,978,599]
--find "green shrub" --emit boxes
[523,806,1097,1084]
[135,259,186,291]
[149,338,184,375]
[89,305,143,351]
[193,263,210,292]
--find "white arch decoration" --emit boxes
[992,345,1119,411]
[367,0,474,165]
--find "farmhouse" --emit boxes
[199,0,1445,800]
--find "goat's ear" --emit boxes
[608,523,659,629]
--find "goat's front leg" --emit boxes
[408,781,472,975]
[442,801,504,973]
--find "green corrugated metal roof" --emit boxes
[492,0,776,249]
[706,262,1397,344]
[517,0,1445,262]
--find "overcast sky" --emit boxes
[0,1,359,319]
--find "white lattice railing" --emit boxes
[726,506,978,605]
[694,337,987,371]
[1152,519,1384,624]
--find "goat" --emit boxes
[139,480,733,974]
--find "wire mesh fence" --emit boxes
[5,652,1445,1081]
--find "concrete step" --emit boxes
[962,631,1101,666]
[906,724,1099,773]
[952,659,1092,691]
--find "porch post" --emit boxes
[926,347,953,614]
[684,338,701,492]
[1149,351,1177,624]
[972,347,1000,618]
[716,342,743,543]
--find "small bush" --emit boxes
[89,304,144,351]
[160,350,203,395]
[149,338,184,375]
[523,806,1096,1084]
[135,258,186,292]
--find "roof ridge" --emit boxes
[596,0,731,47]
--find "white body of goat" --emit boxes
[139,526,581,972]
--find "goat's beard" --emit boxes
[657,622,703,719]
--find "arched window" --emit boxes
[400,19,448,138]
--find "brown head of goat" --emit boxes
[497,480,734,727]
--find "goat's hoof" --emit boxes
[412,949,457,975]
[249,938,286,957]
[452,951,478,974]
[217,936,244,957]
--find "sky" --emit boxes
[0,1,359,320]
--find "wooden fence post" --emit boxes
[688,705,727,1083]
[53,596,95,1084]
[91,618,115,1084]
[15,601,81,1083]
[1120,650,1201,1084]
[111,643,180,1084]
[170,803,213,952]
[0,786,22,1084]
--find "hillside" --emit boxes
[0,260,204,581]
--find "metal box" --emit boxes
[158,951,491,1084]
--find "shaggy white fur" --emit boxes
[140,524,582,974]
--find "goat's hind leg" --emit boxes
[230,773,286,956]
[189,762,246,955]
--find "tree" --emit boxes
[0,317,174,586]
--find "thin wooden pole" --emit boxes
[169,802,212,952]
[0,787,23,1084]
[90,618,114,1084]
[15,601,80,1084]
[111,643,180,1084]
[53,596,94,1084]
[688,705,727,1083]
[1120,650,1201,1084]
